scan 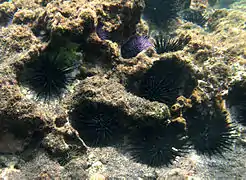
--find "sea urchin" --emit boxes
[137,57,197,106]
[96,22,111,41]
[154,34,191,54]
[180,9,208,27]
[121,35,153,59]
[184,101,236,156]
[0,10,14,27]
[18,49,78,101]
[143,0,186,27]
[227,80,246,125]
[70,101,125,147]
[127,117,188,166]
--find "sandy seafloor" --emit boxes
[0,0,246,179]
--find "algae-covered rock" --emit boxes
[72,75,170,120]
[0,0,246,178]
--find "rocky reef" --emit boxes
[0,0,246,179]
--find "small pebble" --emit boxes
[90,173,106,180]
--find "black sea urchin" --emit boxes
[121,35,153,59]
[143,0,186,27]
[138,57,197,106]
[184,102,236,156]
[227,81,246,125]
[18,50,78,101]
[127,118,188,166]
[154,34,191,54]
[0,10,14,27]
[180,9,208,27]
[70,101,124,147]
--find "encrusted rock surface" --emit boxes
[0,0,246,179]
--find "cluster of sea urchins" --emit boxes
[14,0,238,168]
[119,33,191,59]
[70,99,189,167]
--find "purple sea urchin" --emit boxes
[121,35,153,59]
[70,101,125,147]
[137,57,197,106]
[184,101,236,156]
[96,22,111,40]
[127,117,188,166]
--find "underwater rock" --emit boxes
[90,173,106,180]
[72,76,170,120]
[0,75,44,154]
[190,0,209,10]
[157,168,188,180]
[0,24,40,54]
[207,9,246,57]
[0,0,246,178]
[30,11,51,42]
[42,132,70,154]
